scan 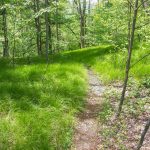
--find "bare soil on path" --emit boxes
[71,69,105,150]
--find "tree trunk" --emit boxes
[127,0,132,50]
[34,0,42,56]
[117,0,139,117]
[80,15,85,48]
[80,0,86,48]
[2,7,9,57]
[56,0,59,52]
[12,14,16,67]
[136,118,150,150]
[45,0,49,62]
[48,15,52,54]
[74,0,86,48]
[88,0,91,15]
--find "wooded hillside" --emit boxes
[0,0,150,150]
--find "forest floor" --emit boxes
[71,69,105,150]
[71,68,150,150]
[99,81,150,150]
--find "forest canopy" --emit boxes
[0,0,149,57]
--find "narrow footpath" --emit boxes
[71,69,105,150]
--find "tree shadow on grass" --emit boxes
[0,45,114,112]
[52,45,115,65]
[0,45,115,67]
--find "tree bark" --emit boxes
[34,0,42,56]
[80,15,86,48]
[45,0,49,62]
[48,15,52,54]
[2,7,9,57]
[56,0,59,52]
[136,118,150,150]
[117,0,139,117]
[127,0,132,50]
[12,14,16,67]
[74,0,86,48]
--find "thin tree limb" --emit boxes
[130,52,150,68]
[138,0,150,9]
[135,21,150,29]
[136,118,150,150]
[64,24,79,40]
[127,0,134,9]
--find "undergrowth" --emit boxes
[0,44,149,149]
[0,61,87,150]
[99,78,150,150]
[53,45,150,83]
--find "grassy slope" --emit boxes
[0,45,149,149]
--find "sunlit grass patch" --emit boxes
[57,45,149,83]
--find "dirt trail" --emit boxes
[71,69,105,150]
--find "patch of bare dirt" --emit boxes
[71,69,105,150]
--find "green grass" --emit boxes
[0,44,149,149]
[0,60,88,150]
[54,45,150,83]
[94,47,150,82]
